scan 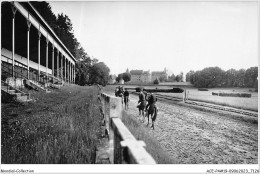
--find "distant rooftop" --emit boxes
[130,70,143,75]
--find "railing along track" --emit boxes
[130,91,258,117]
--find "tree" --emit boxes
[186,70,195,82]
[175,72,184,82]
[223,69,237,87]
[89,62,110,86]
[116,74,123,82]
[245,67,258,87]
[56,13,77,56]
[122,73,131,82]
[168,74,176,82]
[159,75,167,82]
[75,60,91,85]
[30,2,57,31]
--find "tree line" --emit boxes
[186,66,258,88]
[31,2,110,86]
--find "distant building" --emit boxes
[108,75,116,84]
[128,67,168,83]
[129,70,151,83]
[119,79,124,84]
[151,68,168,81]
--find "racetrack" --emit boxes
[106,90,258,164]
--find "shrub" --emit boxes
[144,88,184,93]
[172,88,184,93]
[216,92,251,98]
[212,92,218,96]
[154,78,160,85]
[198,88,208,91]
[135,87,144,92]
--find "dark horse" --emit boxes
[146,103,158,129]
[123,96,129,110]
[137,100,146,121]
[115,86,124,104]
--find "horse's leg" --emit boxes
[147,114,149,126]
[143,110,145,122]
[150,113,154,129]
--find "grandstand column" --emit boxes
[68,60,70,83]
[69,62,71,83]
[46,37,49,84]
[67,60,69,83]
[71,64,73,84]
[61,54,63,81]
[71,65,73,84]
[67,61,69,83]
[71,64,74,83]
[38,29,41,81]
[11,3,17,77]
[52,45,54,77]
[57,51,59,78]
[68,61,70,83]
[27,19,31,79]
[74,64,75,83]
[65,58,67,82]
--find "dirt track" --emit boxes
[111,91,258,164]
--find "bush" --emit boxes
[212,92,218,96]
[135,87,144,92]
[215,92,251,98]
[144,88,184,93]
[172,88,184,93]
[154,78,160,85]
[198,88,208,91]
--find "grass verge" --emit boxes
[1,85,102,164]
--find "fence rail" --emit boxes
[100,92,156,164]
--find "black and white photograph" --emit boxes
[1,0,259,173]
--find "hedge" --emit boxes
[212,92,251,98]
[135,87,184,93]
[198,88,209,91]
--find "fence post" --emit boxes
[108,97,122,164]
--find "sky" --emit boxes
[49,1,259,77]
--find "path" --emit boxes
[112,91,258,164]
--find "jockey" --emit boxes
[145,92,157,111]
[123,89,129,100]
[137,90,145,107]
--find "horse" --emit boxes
[137,100,146,121]
[145,103,158,130]
[123,96,129,110]
[115,87,124,104]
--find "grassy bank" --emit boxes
[121,110,175,164]
[1,85,102,164]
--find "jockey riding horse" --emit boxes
[145,92,158,129]
[123,89,129,110]
[137,90,146,120]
